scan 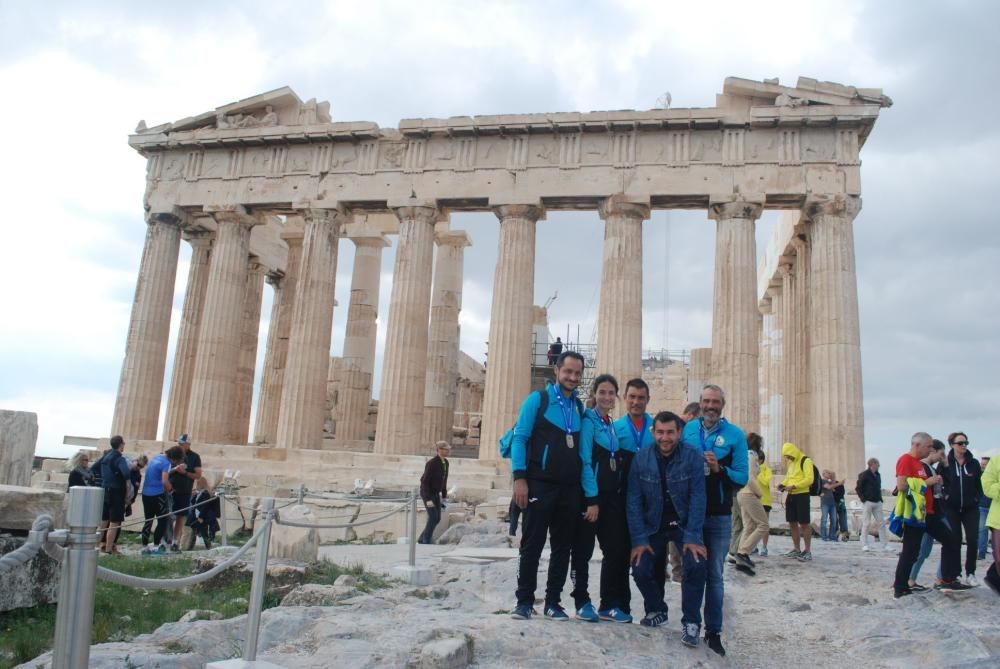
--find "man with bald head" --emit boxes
[892,432,971,597]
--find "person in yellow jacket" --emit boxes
[754,453,773,556]
[777,442,814,561]
[982,454,1000,595]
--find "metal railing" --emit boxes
[1,485,422,668]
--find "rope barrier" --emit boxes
[303,490,412,504]
[273,503,407,530]
[0,514,54,574]
[118,493,219,529]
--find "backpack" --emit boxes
[806,458,822,496]
[498,390,548,459]
[98,449,126,487]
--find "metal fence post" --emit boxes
[297,484,304,506]
[52,486,104,669]
[218,491,228,547]
[409,488,417,567]
[244,498,274,661]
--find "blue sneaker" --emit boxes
[598,607,632,623]
[575,603,599,622]
[681,623,700,647]
[544,605,569,621]
[510,604,533,620]
[760,546,769,557]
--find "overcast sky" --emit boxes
[2,0,998,468]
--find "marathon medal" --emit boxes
[566,434,575,449]
[610,456,617,472]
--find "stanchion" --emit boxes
[409,488,417,567]
[244,498,274,661]
[297,485,304,506]
[52,486,104,669]
[219,492,228,547]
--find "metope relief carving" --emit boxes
[381,142,406,169]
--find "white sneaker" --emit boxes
[862,545,872,552]
[882,544,895,553]
[965,574,979,587]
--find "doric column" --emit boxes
[687,348,713,403]
[253,225,304,444]
[423,230,472,446]
[374,204,439,455]
[111,210,183,440]
[276,208,345,450]
[163,231,213,441]
[479,204,543,461]
[186,206,257,444]
[709,199,763,433]
[759,290,784,465]
[779,263,798,450]
[806,195,864,478]
[791,237,812,452]
[232,257,265,444]
[335,232,389,442]
[595,196,650,386]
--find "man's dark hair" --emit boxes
[165,446,185,462]
[624,378,649,396]
[110,435,124,450]
[653,411,684,432]
[931,439,946,452]
[591,373,619,395]
[746,432,763,454]
[555,350,584,368]
[683,402,701,417]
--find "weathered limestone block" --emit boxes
[279,583,356,607]
[31,470,50,487]
[270,504,319,562]
[0,484,65,531]
[417,636,473,669]
[0,534,61,612]
[0,410,38,486]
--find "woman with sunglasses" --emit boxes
[941,432,984,586]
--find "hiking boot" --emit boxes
[575,603,599,623]
[544,605,569,621]
[783,549,801,558]
[640,611,669,627]
[796,550,813,562]
[705,632,726,657]
[681,623,700,647]
[510,604,534,620]
[598,607,632,623]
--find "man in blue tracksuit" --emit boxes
[627,411,708,641]
[510,351,598,621]
[680,384,748,657]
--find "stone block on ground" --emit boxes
[417,636,473,669]
[270,504,319,562]
[0,484,65,531]
[0,410,37,486]
[279,583,356,606]
[0,534,61,612]
[391,564,432,585]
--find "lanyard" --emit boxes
[600,414,617,456]
[553,388,576,434]
[699,421,718,453]
[627,414,648,450]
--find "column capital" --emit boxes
[392,205,439,225]
[492,204,545,222]
[182,228,214,247]
[204,204,259,227]
[778,262,793,279]
[265,269,285,287]
[598,195,650,221]
[349,232,391,248]
[296,206,348,226]
[708,198,764,221]
[146,206,186,227]
[804,194,862,221]
[435,230,472,248]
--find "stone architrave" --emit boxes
[111,210,183,440]
[709,199,763,433]
[335,233,389,442]
[163,231,213,442]
[479,204,543,461]
[806,195,864,478]
[276,208,344,450]
[254,223,304,444]
[186,206,257,444]
[0,411,38,487]
[595,196,650,386]
[374,204,439,455]
[422,230,472,447]
[232,257,266,444]
[687,348,712,403]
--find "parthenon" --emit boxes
[113,75,890,481]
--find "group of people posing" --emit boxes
[65,433,220,555]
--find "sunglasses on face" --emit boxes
[953,441,969,446]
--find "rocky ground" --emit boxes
[17,529,1000,669]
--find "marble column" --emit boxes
[688,347,712,403]
[254,225,304,444]
[422,230,472,447]
[779,263,798,450]
[806,195,864,479]
[335,233,389,442]
[111,210,183,441]
[276,208,344,450]
[791,237,812,452]
[186,206,257,444]
[232,257,265,444]
[595,196,650,386]
[479,204,543,461]
[760,290,784,465]
[709,199,763,433]
[374,204,439,455]
[163,231,213,442]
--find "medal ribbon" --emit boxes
[601,414,617,457]
[627,415,648,450]
[553,388,576,435]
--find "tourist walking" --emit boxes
[857,458,891,551]
[778,442,815,561]
[979,454,1000,595]
[626,411,707,643]
[733,434,768,575]
[418,441,450,544]
[979,456,992,561]
[940,432,983,586]
[892,432,970,598]
[679,384,748,657]
[168,434,202,552]
[140,446,184,554]
[97,436,133,555]
[66,450,95,489]
[510,351,595,621]
[907,440,949,590]
[820,470,839,542]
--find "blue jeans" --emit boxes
[699,515,731,634]
[820,502,837,541]
[979,507,990,559]
[631,527,706,626]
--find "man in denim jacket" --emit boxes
[627,411,708,647]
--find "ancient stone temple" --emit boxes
[114,77,889,476]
